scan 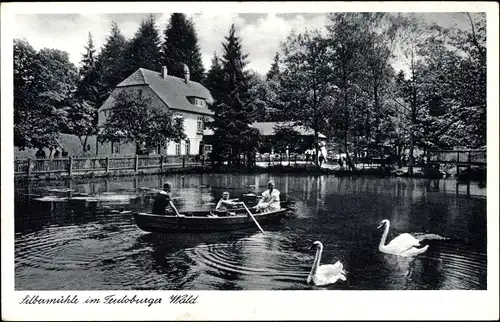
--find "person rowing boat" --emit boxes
[215,191,244,216]
[151,182,181,217]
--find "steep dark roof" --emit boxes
[117,68,214,116]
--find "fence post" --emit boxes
[456,151,460,175]
[160,155,164,170]
[68,156,73,176]
[182,155,186,168]
[134,155,139,172]
[27,158,32,176]
[202,155,205,166]
[106,156,110,173]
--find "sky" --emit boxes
[13,12,480,76]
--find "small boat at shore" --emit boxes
[133,208,291,233]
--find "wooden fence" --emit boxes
[14,155,207,177]
[427,150,486,166]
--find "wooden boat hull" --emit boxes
[133,209,289,233]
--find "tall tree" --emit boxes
[204,52,225,104]
[264,52,285,121]
[209,24,260,166]
[280,29,334,166]
[95,21,128,106]
[266,52,281,81]
[161,13,205,82]
[124,14,161,76]
[72,32,100,144]
[326,13,371,170]
[247,71,279,121]
[358,13,400,160]
[13,40,79,149]
[220,24,251,102]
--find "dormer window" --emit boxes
[188,97,206,107]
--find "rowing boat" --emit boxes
[133,208,290,233]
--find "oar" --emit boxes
[242,202,265,234]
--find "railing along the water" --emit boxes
[427,149,486,166]
[14,154,207,177]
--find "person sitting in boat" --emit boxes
[152,182,181,217]
[215,191,243,215]
[256,180,280,212]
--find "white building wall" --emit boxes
[162,110,205,156]
[97,86,210,156]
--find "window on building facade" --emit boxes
[189,97,206,107]
[197,116,204,134]
[196,98,206,107]
[175,143,181,156]
[185,139,190,155]
[111,141,120,154]
[138,89,143,99]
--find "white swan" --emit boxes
[377,219,429,257]
[307,241,347,286]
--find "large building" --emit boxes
[97,66,214,156]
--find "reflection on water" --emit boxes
[14,175,486,290]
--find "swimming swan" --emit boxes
[377,219,429,257]
[307,241,347,286]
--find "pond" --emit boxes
[14,173,487,290]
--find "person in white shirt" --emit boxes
[256,180,280,212]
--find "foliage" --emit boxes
[61,100,95,148]
[204,53,225,104]
[98,91,186,151]
[161,13,206,82]
[247,71,280,121]
[272,124,302,154]
[208,24,260,165]
[266,52,281,81]
[69,32,101,147]
[123,14,162,77]
[280,29,334,166]
[210,91,261,166]
[14,39,80,149]
[95,21,128,105]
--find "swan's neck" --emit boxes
[379,222,390,250]
[310,246,322,276]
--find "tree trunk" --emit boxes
[342,82,355,171]
[83,136,89,153]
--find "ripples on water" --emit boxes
[14,175,487,290]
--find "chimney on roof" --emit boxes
[161,66,168,79]
[183,64,190,84]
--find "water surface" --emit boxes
[14,174,487,290]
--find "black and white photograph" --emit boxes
[2,1,499,321]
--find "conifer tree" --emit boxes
[220,24,251,103]
[76,32,99,106]
[95,21,128,105]
[66,32,101,149]
[124,14,161,76]
[266,52,280,81]
[204,52,225,104]
[208,24,259,166]
[161,13,205,82]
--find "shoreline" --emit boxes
[13,164,486,183]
